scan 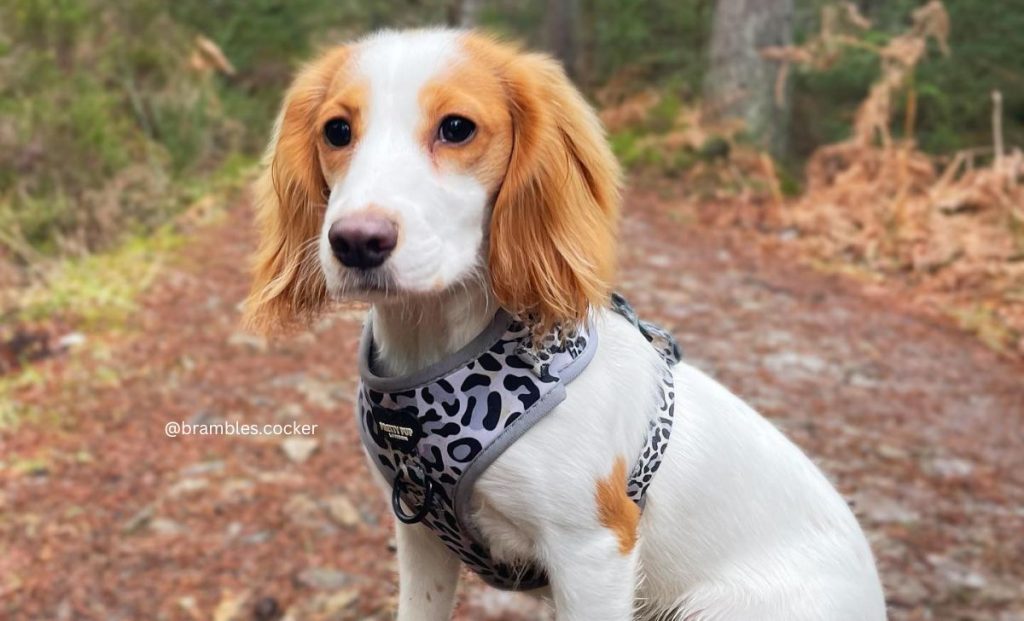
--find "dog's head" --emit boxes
[245,29,620,333]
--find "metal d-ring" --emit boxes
[391,470,435,524]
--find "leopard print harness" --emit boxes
[356,294,680,591]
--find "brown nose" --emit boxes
[328,214,398,269]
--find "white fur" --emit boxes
[319,29,489,299]
[316,30,886,621]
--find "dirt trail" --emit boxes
[1,190,1022,621]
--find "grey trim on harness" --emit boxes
[359,309,517,392]
[360,310,598,549]
[454,326,598,547]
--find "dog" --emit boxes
[246,28,886,621]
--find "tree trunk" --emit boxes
[703,0,794,157]
[545,0,580,81]
[445,0,480,28]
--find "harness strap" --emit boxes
[356,295,679,590]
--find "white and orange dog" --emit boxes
[246,29,886,621]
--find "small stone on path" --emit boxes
[296,567,352,590]
[325,494,361,528]
[281,438,319,464]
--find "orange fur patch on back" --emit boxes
[595,456,640,555]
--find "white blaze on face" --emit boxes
[320,30,490,295]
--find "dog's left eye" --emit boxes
[438,116,476,144]
[323,118,352,148]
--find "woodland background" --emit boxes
[1,1,1023,620]
[1,0,1022,360]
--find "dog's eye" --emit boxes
[323,118,352,148]
[438,115,475,144]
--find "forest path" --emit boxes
[2,188,1022,621]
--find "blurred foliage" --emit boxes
[792,0,1024,158]
[13,159,251,330]
[0,0,1020,265]
[20,226,182,327]
[584,0,712,91]
[0,0,714,264]
[0,0,241,258]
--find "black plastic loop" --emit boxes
[392,471,435,524]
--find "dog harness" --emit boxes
[356,294,680,590]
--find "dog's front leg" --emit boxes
[395,521,461,621]
[542,528,639,621]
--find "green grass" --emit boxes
[949,304,1018,354]
[0,160,255,431]
[17,227,183,329]
[0,367,46,430]
[14,156,255,328]
[0,224,179,428]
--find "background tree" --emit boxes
[448,0,481,27]
[703,0,795,157]
[546,0,581,80]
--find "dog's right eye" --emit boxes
[438,115,476,144]
[323,118,352,148]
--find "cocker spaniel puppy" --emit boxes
[246,29,885,621]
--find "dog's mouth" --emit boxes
[331,268,401,300]
[324,252,478,304]
[321,268,397,307]
[333,269,482,308]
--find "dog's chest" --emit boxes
[357,313,593,589]
[356,298,680,590]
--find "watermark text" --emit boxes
[164,420,318,438]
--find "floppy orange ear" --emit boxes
[486,44,621,332]
[244,47,350,333]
